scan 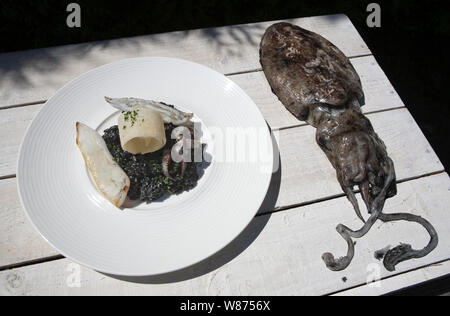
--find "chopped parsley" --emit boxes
[123,109,140,127]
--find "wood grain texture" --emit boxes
[0,56,407,178]
[1,173,448,296]
[0,178,59,268]
[0,104,42,178]
[0,14,370,108]
[0,108,444,269]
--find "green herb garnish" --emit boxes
[123,109,140,127]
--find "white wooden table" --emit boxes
[0,15,449,296]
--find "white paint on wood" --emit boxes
[0,178,59,267]
[0,104,42,177]
[1,173,448,296]
[0,108,444,267]
[0,56,415,177]
[0,15,370,108]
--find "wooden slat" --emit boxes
[0,104,42,178]
[0,178,59,268]
[0,56,407,178]
[333,260,450,296]
[0,14,370,109]
[231,55,405,130]
[0,107,444,269]
[1,173,448,296]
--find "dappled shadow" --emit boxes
[103,130,282,284]
[194,23,266,56]
[0,14,353,107]
[0,22,266,104]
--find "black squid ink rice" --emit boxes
[102,124,200,203]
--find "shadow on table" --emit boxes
[102,128,282,284]
[0,15,347,106]
[0,22,266,95]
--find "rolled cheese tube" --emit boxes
[118,106,167,154]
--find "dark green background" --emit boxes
[1,0,449,171]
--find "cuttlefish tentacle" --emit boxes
[377,212,439,272]
[162,126,197,179]
[342,186,365,224]
[322,158,395,271]
[162,149,174,180]
[359,180,371,211]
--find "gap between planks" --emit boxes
[224,53,374,76]
[0,104,437,187]
[0,53,373,111]
[0,14,371,109]
[0,62,411,178]
[4,256,448,296]
[326,258,450,296]
[0,174,15,181]
[275,106,407,131]
[0,170,445,273]
[257,170,446,217]
[0,255,64,272]
[0,100,47,111]
[1,172,449,296]
[0,96,406,135]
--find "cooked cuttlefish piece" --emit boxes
[104,96,193,126]
[76,122,130,207]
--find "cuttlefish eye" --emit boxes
[317,135,329,149]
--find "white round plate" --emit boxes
[17,57,273,276]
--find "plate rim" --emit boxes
[16,56,274,276]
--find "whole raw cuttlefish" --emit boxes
[260,22,364,124]
[260,22,438,272]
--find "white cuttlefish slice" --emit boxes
[76,122,130,207]
[104,96,194,126]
